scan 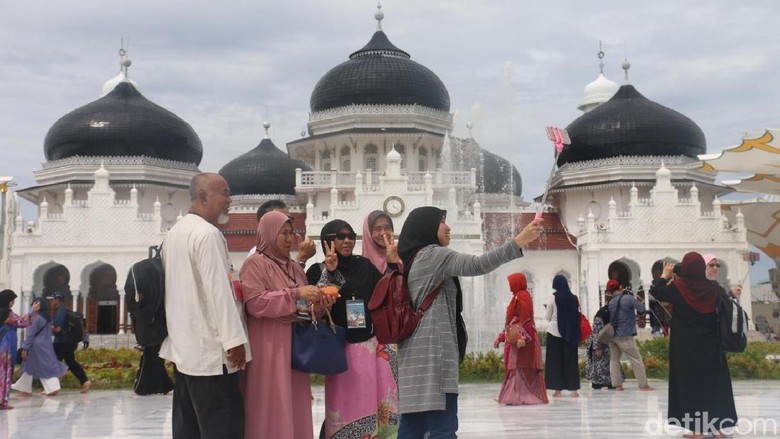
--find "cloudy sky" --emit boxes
[1,0,778,278]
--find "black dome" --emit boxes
[449,137,522,197]
[558,85,706,166]
[479,149,522,196]
[219,137,312,196]
[44,82,203,164]
[310,31,450,112]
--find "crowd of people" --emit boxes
[0,172,744,439]
[0,288,92,409]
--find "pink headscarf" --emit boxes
[242,210,306,306]
[702,253,718,281]
[702,253,717,265]
[361,210,393,273]
[256,210,293,264]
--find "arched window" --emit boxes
[321,149,332,171]
[395,144,406,169]
[339,146,351,172]
[364,144,378,171]
[418,146,428,172]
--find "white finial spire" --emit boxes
[263,121,271,139]
[102,40,138,96]
[622,43,631,83]
[598,40,605,74]
[466,121,473,139]
[375,2,384,31]
[119,39,132,78]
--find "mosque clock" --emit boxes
[383,196,405,217]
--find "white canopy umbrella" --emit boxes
[701,129,780,262]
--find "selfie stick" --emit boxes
[536,127,570,220]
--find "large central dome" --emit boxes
[309,14,450,113]
[558,84,706,166]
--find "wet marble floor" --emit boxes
[2,380,779,438]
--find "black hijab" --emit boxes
[0,289,16,308]
[398,206,445,274]
[0,290,17,325]
[553,275,580,347]
[320,219,356,269]
[315,219,383,343]
[398,206,468,361]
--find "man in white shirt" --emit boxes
[159,173,249,439]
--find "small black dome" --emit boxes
[450,137,522,197]
[310,31,450,112]
[480,149,522,196]
[558,84,706,166]
[219,137,312,196]
[44,82,203,164]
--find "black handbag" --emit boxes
[291,303,347,375]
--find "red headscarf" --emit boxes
[673,252,720,313]
[506,273,534,325]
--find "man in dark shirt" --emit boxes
[51,292,91,393]
[606,280,654,392]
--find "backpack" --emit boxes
[125,244,167,346]
[367,266,443,344]
[65,310,85,344]
[717,293,748,353]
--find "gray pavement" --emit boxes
[2,380,779,438]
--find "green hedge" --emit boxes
[528,339,780,383]
[16,342,780,390]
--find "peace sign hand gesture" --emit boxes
[383,233,400,263]
[322,240,338,272]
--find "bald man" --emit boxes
[160,173,250,439]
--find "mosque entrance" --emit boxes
[85,263,119,334]
[41,263,71,298]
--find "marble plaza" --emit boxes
[2,380,780,438]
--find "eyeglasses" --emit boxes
[707,263,721,268]
[372,225,393,233]
[328,232,356,241]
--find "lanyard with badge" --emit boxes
[316,264,365,330]
[263,253,310,320]
[344,288,367,330]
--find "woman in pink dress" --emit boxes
[494,273,548,405]
[239,211,328,439]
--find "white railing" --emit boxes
[298,170,474,191]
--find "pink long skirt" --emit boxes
[324,337,399,439]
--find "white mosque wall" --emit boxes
[9,165,194,322]
[0,189,19,292]
[571,164,753,323]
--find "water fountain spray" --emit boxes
[535,127,570,220]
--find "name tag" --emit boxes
[346,299,366,329]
